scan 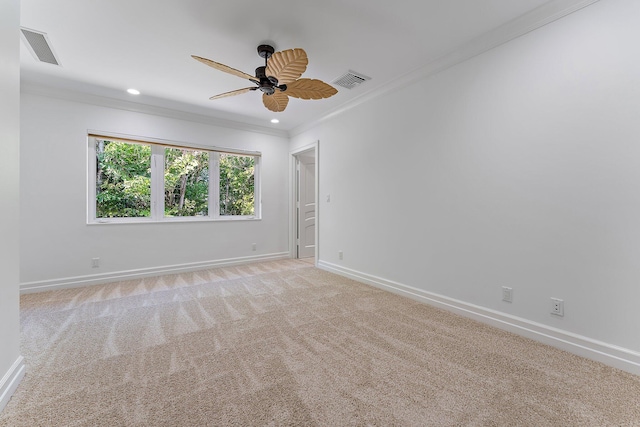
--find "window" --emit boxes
[96,139,152,218]
[88,135,260,223]
[164,147,209,217]
[218,154,255,216]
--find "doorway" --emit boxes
[292,144,318,262]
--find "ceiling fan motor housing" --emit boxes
[255,66,278,95]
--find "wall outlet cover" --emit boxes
[502,286,513,303]
[551,297,564,316]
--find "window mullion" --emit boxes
[254,156,261,219]
[211,152,220,219]
[151,145,164,220]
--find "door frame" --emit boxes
[290,141,319,264]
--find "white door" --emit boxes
[297,153,316,259]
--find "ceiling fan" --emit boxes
[192,44,338,113]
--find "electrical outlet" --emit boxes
[551,298,564,316]
[252,243,257,251]
[338,250,343,260]
[502,286,513,303]
[91,257,100,268]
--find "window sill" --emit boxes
[88,216,261,225]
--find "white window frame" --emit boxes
[88,134,261,224]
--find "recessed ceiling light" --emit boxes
[127,88,140,95]
[270,119,279,124]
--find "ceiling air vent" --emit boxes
[332,70,371,89]
[20,27,61,66]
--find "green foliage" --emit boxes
[96,141,151,218]
[95,140,255,219]
[219,154,254,216]
[164,148,209,217]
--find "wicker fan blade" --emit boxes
[265,48,308,84]
[210,87,257,100]
[262,91,289,112]
[285,78,338,100]
[192,55,257,81]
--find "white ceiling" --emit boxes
[20,0,570,132]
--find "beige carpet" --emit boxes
[1,260,639,426]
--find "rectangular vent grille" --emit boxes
[332,70,371,89]
[20,27,60,66]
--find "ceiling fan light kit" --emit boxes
[192,44,338,112]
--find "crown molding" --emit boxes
[20,82,290,139]
[290,0,600,137]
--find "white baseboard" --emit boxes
[0,356,25,414]
[318,261,640,376]
[20,252,290,293]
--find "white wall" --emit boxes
[292,0,640,364]
[0,0,24,412]
[20,93,290,288]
